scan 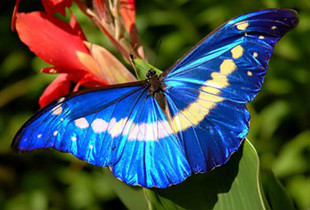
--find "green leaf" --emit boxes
[132,58,163,80]
[105,139,267,210]
[262,170,295,210]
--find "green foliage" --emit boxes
[0,0,309,210]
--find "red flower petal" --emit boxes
[120,0,135,34]
[69,12,87,41]
[16,11,90,73]
[85,42,136,83]
[41,0,73,16]
[12,0,72,30]
[39,74,71,108]
[72,73,107,92]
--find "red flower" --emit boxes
[12,0,72,30]
[16,11,136,107]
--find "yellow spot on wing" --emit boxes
[206,72,229,88]
[253,52,258,57]
[271,26,277,30]
[247,71,253,76]
[258,35,264,39]
[231,45,244,59]
[220,59,237,75]
[236,21,249,31]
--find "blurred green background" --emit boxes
[0,0,309,210]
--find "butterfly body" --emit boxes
[12,9,299,188]
[146,69,163,95]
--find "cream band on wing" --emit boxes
[171,43,250,133]
[66,116,174,142]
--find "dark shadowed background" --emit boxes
[0,0,309,210]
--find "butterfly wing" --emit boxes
[12,82,191,188]
[162,9,298,172]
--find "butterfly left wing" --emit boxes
[12,82,191,188]
[161,9,298,173]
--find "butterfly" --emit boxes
[12,9,298,188]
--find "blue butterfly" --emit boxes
[12,9,298,188]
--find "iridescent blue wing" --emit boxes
[12,82,191,188]
[162,9,298,173]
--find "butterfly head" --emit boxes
[146,69,157,80]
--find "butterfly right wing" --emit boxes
[161,9,298,173]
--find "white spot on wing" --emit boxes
[37,134,42,138]
[71,116,175,141]
[258,35,264,39]
[52,105,62,115]
[271,26,277,30]
[92,118,108,133]
[74,118,89,129]
[53,130,58,136]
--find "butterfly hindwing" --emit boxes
[162,9,298,173]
